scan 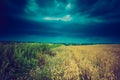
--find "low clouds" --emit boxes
[0,0,120,43]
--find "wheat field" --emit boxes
[1,43,120,80]
[32,44,120,80]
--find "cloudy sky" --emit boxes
[0,0,120,43]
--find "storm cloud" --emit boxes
[0,0,120,43]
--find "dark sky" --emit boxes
[0,0,120,43]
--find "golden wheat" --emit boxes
[31,44,120,80]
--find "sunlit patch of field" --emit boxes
[34,44,120,80]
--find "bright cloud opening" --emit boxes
[43,15,72,22]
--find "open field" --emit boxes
[48,45,120,80]
[0,43,120,80]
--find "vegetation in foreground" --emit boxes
[0,42,61,80]
[0,42,120,80]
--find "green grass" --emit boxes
[0,42,61,80]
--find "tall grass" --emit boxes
[0,42,120,80]
[0,42,60,80]
[31,45,120,80]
